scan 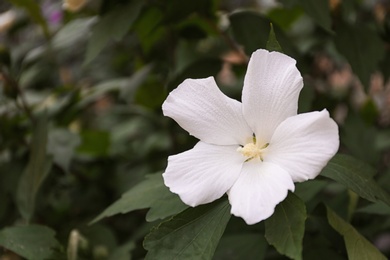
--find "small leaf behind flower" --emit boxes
[265,192,306,260]
[144,199,231,260]
[266,23,283,53]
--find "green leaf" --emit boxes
[167,57,222,92]
[134,7,165,54]
[91,174,188,224]
[267,7,304,31]
[326,206,387,260]
[16,113,53,222]
[84,0,144,65]
[77,78,130,108]
[356,201,390,215]
[134,82,166,109]
[214,234,267,260]
[295,180,328,202]
[77,130,110,157]
[52,18,97,50]
[341,114,379,165]
[7,0,50,38]
[109,241,136,260]
[0,225,60,260]
[320,154,390,206]
[266,23,283,53]
[47,128,81,172]
[265,192,306,260]
[120,64,153,103]
[298,84,315,113]
[229,11,295,56]
[229,11,270,55]
[77,65,152,108]
[161,0,215,23]
[335,22,385,89]
[375,130,390,152]
[296,0,332,32]
[144,199,231,260]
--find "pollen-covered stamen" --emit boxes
[237,142,269,162]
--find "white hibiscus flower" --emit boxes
[162,49,339,225]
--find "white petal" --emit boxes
[242,49,303,143]
[228,161,294,225]
[265,110,339,182]
[163,77,253,145]
[163,141,245,207]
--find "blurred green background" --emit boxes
[0,0,390,259]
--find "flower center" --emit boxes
[237,141,269,162]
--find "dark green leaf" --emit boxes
[77,78,131,108]
[144,199,231,260]
[168,57,222,91]
[320,154,390,206]
[213,234,267,260]
[0,192,8,222]
[308,204,346,257]
[77,130,110,157]
[267,7,303,31]
[120,64,153,103]
[380,50,390,81]
[7,0,50,38]
[229,11,295,56]
[295,180,328,202]
[296,0,332,32]
[335,22,385,89]
[134,7,165,54]
[77,64,152,108]
[375,130,390,151]
[84,0,144,65]
[47,128,80,172]
[326,206,387,260]
[0,225,60,260]
[109,241,135,260]
[16,114,52,222]
[298,85,315,113]
[134,82,166,109]
[266,23,283,53]
[91,174,187,224]
[265,192,306,260]
[341,114,379,165]
[52,18,96,50]
[162,0,215,23]
[356,201,390,215]
[229,11,270,55]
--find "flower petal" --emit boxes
[163,141,245,207]
[163,77,252,145]
[228,161,294,225]
[242,49,303,143]
[265,110,339,182]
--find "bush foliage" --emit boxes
[1,0,390,259]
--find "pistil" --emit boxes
[237,142,269,162]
